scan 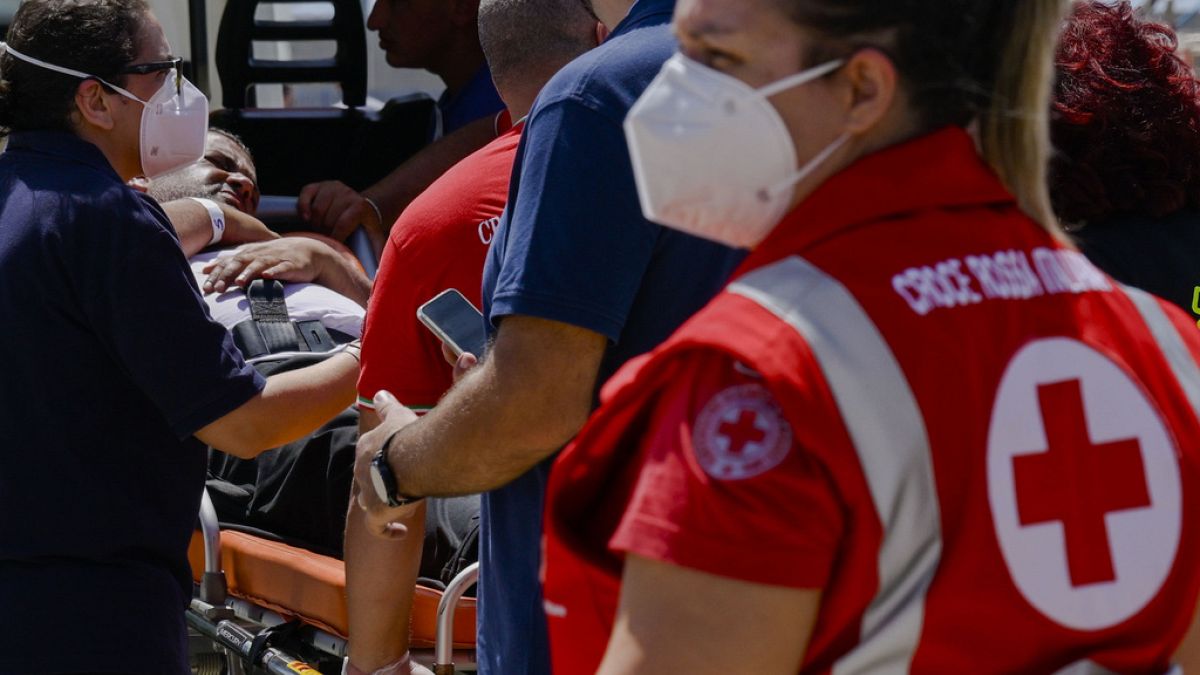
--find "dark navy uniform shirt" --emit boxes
[478,0,745,671]
[438,62,506,137]
[0,131,265,674]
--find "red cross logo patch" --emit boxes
[693,383,792,480]
[987,338,1182,631]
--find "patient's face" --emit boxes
[148,132,261,215]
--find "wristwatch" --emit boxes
[368,442,423,508]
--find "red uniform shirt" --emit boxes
[544,128,1200,674]
[358,121,522,411]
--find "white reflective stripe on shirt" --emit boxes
[1123,288,1200,675]
[729,256,940,675]
[1125,286,1200,423]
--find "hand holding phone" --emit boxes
[417,289,488,358]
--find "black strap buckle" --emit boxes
[232,280,336,358]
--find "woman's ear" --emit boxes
[841,48,898,135]
[595,21,610,45]
[73,80,117,131]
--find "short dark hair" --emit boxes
[0,0,149,138]
[209,127,255,166]
[478,0,597,93]
[1049,1,1200,225]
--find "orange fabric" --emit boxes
[189,530,477,648]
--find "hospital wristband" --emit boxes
[190,197,226,246]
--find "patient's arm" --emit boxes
[162,199,280,257]
[199,238,372,307]
[298,115,498,248]
[195,349,359,458]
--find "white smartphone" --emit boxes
[416,289,488,358]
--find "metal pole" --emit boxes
[187,0,211,97]
[433,563,479,675]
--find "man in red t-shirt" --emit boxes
[344,1,604,672]
[355,113,516,414]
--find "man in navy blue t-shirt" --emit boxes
[296,0,506,242]
[0,3,360,672]
[352,0,744,672]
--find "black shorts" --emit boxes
[206,407,480,589]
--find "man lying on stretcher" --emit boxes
[139,130,481,580]
[134,128,371,341]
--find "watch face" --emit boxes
[369,462,392,505]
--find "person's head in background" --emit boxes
[367,0,486,94]
[147,129,261,216]
[1049,0,1200,228]
[661,0,1065,233]
[477,0,602,120]
[0,0,184,182]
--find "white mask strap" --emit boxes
[0,42,145,103]
[762,132,851,202]
[757,59,844,100]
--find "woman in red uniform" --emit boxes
[543,0,1200,673]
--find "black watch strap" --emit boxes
[371,438,422,508]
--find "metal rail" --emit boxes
[189,599,325,675]
[198,488,227,604]
[433,563,479,675]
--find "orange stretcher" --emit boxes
[187,490,478,674]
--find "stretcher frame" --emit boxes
[189,488,479,674]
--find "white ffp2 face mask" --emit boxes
[0,43,209,178]
[624,53,848,249]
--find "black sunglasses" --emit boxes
[118,57,183,94]
[119,56,182,76]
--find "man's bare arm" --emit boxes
[365,116,499,230]
[298,115,499,246]
[1175,601,1200,671]
[199,238,373,307]
[160,199,279,258]
[363,315,607,498]
[597,556,819,675]
[343,409,428,673]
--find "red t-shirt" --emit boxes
[543,128,1200,674]
[358,122,522,411]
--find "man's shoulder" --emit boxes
[387,130,517,251]
[534,22,676,121]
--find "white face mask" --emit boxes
[625,53,849,249]
[0,43,209,178]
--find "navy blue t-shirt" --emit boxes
[478,0,744,671]
[0,132,266,674]
[438,63,506,136]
